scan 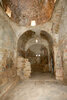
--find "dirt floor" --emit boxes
[1,72,67,100]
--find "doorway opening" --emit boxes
[17,30,55,80]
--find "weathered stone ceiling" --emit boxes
[28,44,47,55]
[2,0,55,26]
[17,30,54,58]
[25,38,49,51]
[26,44,48,57]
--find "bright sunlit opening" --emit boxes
[36,54,40,57]
[39,54,40,57]
[54,0,56,3]
[36,55,38,57]
[36,39,38,43]
[31,20,36,26]
[6,7,11,17]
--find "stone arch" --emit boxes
[17,30,54,73]
[25,37,49,51]
[40,30,54,73]
[26,44,49,73]
[17,30,35,57]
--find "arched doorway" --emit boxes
[17,30,55,79]
[25,44,49,73]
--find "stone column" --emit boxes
[53,34,63,81]
[54,46,64,81]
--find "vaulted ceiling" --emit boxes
[2,0,56,26]
[17,30,54,58]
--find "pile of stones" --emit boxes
[17,57,31,80]
[23,59,31,79]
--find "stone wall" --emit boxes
[0,6,17,87]
[57,0,67,80]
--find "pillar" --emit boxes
[53,34,64,81]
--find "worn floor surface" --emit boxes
[1,72,67,100]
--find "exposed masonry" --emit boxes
[0,0,67,97]
[2,0,55,26]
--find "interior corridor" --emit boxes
[0,0,67,100]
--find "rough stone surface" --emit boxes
[17,57,31,79]
[1,73,67,100]
[2,0,55,26]
[0,5,17,89]
[0,0,67,89]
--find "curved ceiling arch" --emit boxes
[40,30,54,55]
[26,44,48,57]
[25,37,49,51]
[40,30,53,45]
[18,30,35,52]
[17,30,54,58]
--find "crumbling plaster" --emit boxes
[0,6,17,87]
[2,0,55,26]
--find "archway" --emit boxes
[17,30,55,79]
[25,44,49,73]
[40,30,54,74]
[17,30,35,57]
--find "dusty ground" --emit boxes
[1,72,67,100]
